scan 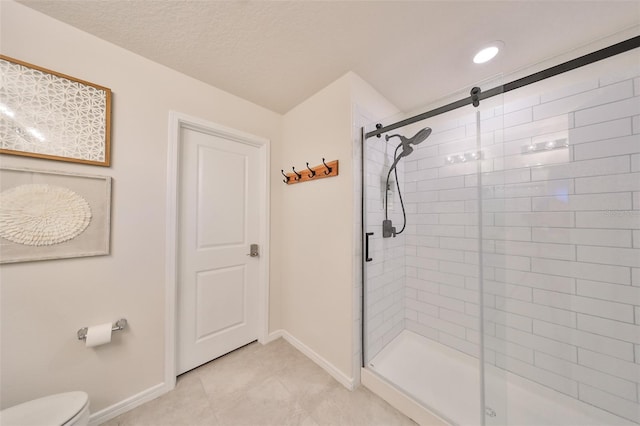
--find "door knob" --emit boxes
[247,243,259,257]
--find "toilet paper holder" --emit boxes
[77,318,127,341]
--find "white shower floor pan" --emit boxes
[367,330,634,426]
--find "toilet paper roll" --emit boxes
[85,323,112,348]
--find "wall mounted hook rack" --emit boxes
[282,159,339,185]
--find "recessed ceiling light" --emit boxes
[473,41,504,64]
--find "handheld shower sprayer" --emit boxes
[383,127,432,238]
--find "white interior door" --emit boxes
[177,125,261,375]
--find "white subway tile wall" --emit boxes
[364,135,407,360]
[366,64,640,422]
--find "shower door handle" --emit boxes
[365,232,374,262]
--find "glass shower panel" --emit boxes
[363,83,501,424]
[482,49,640,426]
[362,120,408,367]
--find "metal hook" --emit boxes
[322,158,332,175]
[306,162,316,178]
[292,166,302,180]
[281,169,290,184]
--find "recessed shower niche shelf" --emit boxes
[445,150,483,165]
[521,138,569,154]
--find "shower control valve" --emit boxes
[382,220,396,238]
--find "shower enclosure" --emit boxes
[362,37,640,425]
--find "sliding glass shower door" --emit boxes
[363,43,640,426]
[481,49,640,426]
[362,82,504,425]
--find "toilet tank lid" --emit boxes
[0,391,89,426]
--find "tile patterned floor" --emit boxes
[102,338,417,426]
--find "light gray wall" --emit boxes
[0,1,282,412]
[278,72,400,383]
[0,2,400,412]
[279,74,355,380]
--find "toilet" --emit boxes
[0,391,90,426]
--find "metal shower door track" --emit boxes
[365,35,640,139]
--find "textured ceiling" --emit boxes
[18,1,640,114]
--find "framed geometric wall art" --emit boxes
[0,55,112,166]
[0,167,111,264]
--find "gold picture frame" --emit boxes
[0,55,112,166]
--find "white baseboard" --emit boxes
[277,330,355,390]
[260,329,284,344]
[89,382,170,425]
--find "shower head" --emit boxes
[385,127,432,173]
[382,127,432,238]
[385,127,432,147]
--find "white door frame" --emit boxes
[165,111,270,389]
